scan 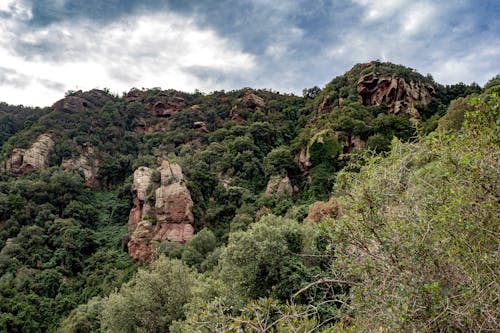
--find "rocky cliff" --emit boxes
[127,161,195,262]
[357,72,434,116]
[53,89,114,113]
[5,133,55,176]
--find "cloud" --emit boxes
[0,0,499,106]
[0,67,31,88]
[0,1,257,106]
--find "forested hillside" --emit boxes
[0,61,498,332]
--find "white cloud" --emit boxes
[353,0,408,21]
[426,46,500,85]
[0,3,256,106]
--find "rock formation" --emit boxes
[230,91,266,122]
[127,161,195,262]
[124,88,146,103]
[60,146,99,188]
[148,92,186,118]
[6,134,55,176]
[264,175,294,197]
[242,91,265,110]
[357,72,434,116]
[193,121,209,133]
[53,89,114,113]
[306,197,339,223]
[295,148,312,178]
[317,96,333,115]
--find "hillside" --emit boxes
[0,61,497,332]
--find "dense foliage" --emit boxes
[0,62,497,332]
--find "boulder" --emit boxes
[357,72,434,116]
[242,91,265,109]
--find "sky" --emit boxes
[0,0,498,107]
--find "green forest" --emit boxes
[0,61,498,332]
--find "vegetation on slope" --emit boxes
[0,62,497,332]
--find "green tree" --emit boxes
[101,257,198,333]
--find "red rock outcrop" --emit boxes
[127,161,195,262]
[6,134,55,176]
[230,91,266,123]
[357,72,434,116]
[317,96,333,115]
[53,89,114,113]
[60,146,100,188]
[148,92,186,118]
[306,197,339,223]
[193,121,209,133]
[124,88,146,103]
[242,91,265,110]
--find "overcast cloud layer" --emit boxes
[0,0,498,106]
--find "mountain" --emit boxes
[0,61,497,332]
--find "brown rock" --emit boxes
[127,162,195,262]
[306,197,339,223]
[127,221,194,261]
[124,88,145,103]
[193,121,209,133]
[357,72,434,116]
[153,223,194,243]
[229,105,244,123]
[242,91,265,109]
[317,96,332,114]
[148,93,186,118]
[155,183,194,224]
[53,89,113,113]
[294,148,311,177]
[5,148,25,173]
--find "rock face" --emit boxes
[148,92,186,118]
[317,96,333,115]
[124,88,146,103]
[357,72,434,116]
[193,121,209,133]
[264,175,294,197]
[242,92,265,110]
[6,134,55,176]
[127,161,195,262]
[294,148,312,181]
[60,147,99,187]
[230,91,266,122]
[53,89,114,113]
[306,197,339,223]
